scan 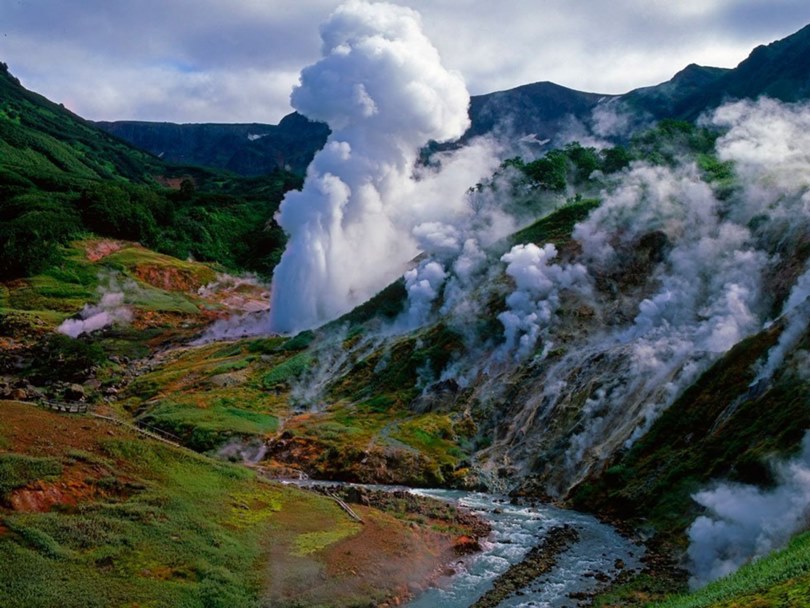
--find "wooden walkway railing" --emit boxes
[89,413,183,448]
[327,492,364,524]
[39,400,88,414]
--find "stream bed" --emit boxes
[282,481,641,607]
[406,489,642,608]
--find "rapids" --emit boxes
[406,489,642,608]
[282,481,641,607]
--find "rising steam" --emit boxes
[687,434,810,588]
[57,275,133,338]
[269,0,497,334]
[497,243,589,361]
[468,98,810,493]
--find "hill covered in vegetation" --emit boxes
[0,62,296,280]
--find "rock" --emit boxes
[9,388,27,400]
[614,558,625,570]
[453,535,481,556]
[64,384,86,401]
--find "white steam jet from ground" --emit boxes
[269,0,497,334]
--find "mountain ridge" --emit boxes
[89,21,810,175]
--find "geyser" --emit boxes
[269,0,487,333]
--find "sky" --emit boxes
[2,0,810,124]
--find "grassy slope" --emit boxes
[123,327,475,486]
[118,200,612,483]
[0,401,473,608]
[0,64,161,186]
[577,326,810,606]
[1,239,217,323]
[0,64,296,280]
[653,532,810,608]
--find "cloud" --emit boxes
[2,1,809,122]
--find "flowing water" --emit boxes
[406,489,642,608]
[281,481,641,607]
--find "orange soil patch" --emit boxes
[1,401,138,512]
[324,506,454,603]
[135,264,207,292]
[263,491,463,607]
[153,175,194,190]
[199,278,270,313]
[10,478,97,512]
[85,239,125,262]
[0,401,125,456]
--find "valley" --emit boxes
[2,7,810,608]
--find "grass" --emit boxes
[262,352,314,388]
[0,454,62,498]
[508,198,600,248]
[0,402,374,608]
[0,444,273,606]
[571,326,806,534]
[653,531,810,608]
[142,401,279,451]
[292,521,361,557]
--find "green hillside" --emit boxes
[0,63,296,280]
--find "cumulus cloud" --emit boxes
[688,433,810,588]
[269,0,498,333]
[4,1,810,122]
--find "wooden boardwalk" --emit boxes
[39,399,88,414]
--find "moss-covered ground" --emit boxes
[0,400,476,608]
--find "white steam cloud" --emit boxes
[57,276,133,338]
[401,260,447,330]
[565,160,766,457]
[688,433,810,588]
[486,99,810,491]
[269,0,498,334]
[497,243,589,361]
[754,264,810,385]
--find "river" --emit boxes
[406,489,642,607]
[283,480,642,607]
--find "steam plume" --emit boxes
[269,0,496,333]
[687,434,810,588]
[497,243,589,361]
[57,276,133,338]
[754,265,810,385]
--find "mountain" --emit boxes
[620,63,731,118]
[465,80,609,139]
[91,22,810,176]
[0,62,297,280]
[3,23,810,608]
[0,61,164,186]
[670,22,810,119]
[95,111,329,176]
